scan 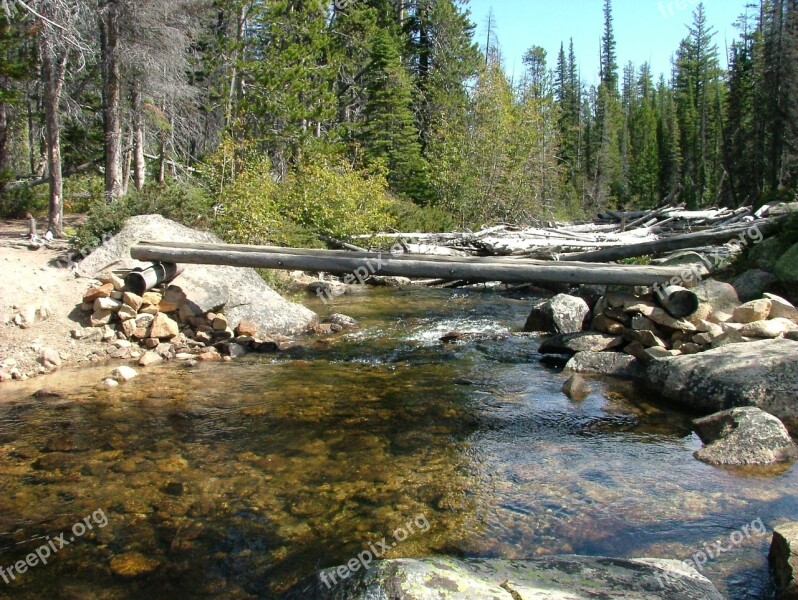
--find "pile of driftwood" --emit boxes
[353,204,784,265]
[131,202,796,291]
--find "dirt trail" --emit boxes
[0,215,112,383]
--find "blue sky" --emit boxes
[466,0,752,85]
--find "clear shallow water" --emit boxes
[0,286,795,599]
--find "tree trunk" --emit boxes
[157,135,166,184]
[99,0,123,201]
[121,126,132,196]
[41,46,68,238]
[130,241,697,288]
[133,86,146,191]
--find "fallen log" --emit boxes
[561,219,781,263]
[130,242,701,287]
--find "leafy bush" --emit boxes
[388,196,457,233]
[206,138,397,247]
[277,160,396,239]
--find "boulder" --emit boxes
[732,299,772,324]
[625,303,697,331]
[539,332,623,355]
[281,556,724,600]
[149,313,179,340]
[693,407,798,466]
[766,293,798,323]
[694,279,740,314]
[770,522,798,600]
[90,309,114,327]
[592,314,625,334]
[524,294,589,335]
[775,242,798,290]
[117,305,137,321]
[565,352,644,380]
[235,321,258,337]
[623,328,668,349]
[750,235,793,272]
[733,269,779,303]
[645,338,798,431]
[739,318,798,339]
[322,314,360,330]
[138,351,163,367]
[94,297,122,312]
[710,330,747,349]
[83,283,114,304]
[110,366,138,382]
[562,374,591,401]
[77,215,317,336]
[123,292,144,311]
[38,347,62,371]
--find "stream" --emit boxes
[0,286,796,599]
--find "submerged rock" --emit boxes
[561,374,591,401]
[645,338,798,431]
[109,552,161,578]
[281,556,725,600]
[770,522,798,600]
[524,294,589,335]
[693,407,798,466]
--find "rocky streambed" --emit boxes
[0,285,796,599]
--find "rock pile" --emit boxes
[77,272,291,367]
[532,280,798,379]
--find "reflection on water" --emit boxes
[0,287,795,599]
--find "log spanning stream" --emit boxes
[130,240,701,287]
[0,287,796,599]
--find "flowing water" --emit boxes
[0,287,796,599]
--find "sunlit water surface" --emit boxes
[0,287,795,599]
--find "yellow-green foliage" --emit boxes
[205,138,396,246]
[279,160,395,239]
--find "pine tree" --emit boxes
[601,0,618,92]
[360,29,428,200]
[673,3,725,207]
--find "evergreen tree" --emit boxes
[673,3,725,207]
[360,29,428,200]
[601,0,618,91]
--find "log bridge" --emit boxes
[130,240,704,288]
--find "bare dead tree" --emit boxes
[16,0,90,237]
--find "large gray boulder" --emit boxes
[733,269,779,303]
[281,556,725,600]
[645,338,798,431]
[693,407,797,466]
[770,522,798,600]
[77,215,317,336]
[524,294,590,335]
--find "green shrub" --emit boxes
[74,181,213,249]
[277,160,396,240]
[388,196,457,233]
[206,138,397,247]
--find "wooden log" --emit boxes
[653,285,700,318]
[130,242,700,287]
[561,219,781,263]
